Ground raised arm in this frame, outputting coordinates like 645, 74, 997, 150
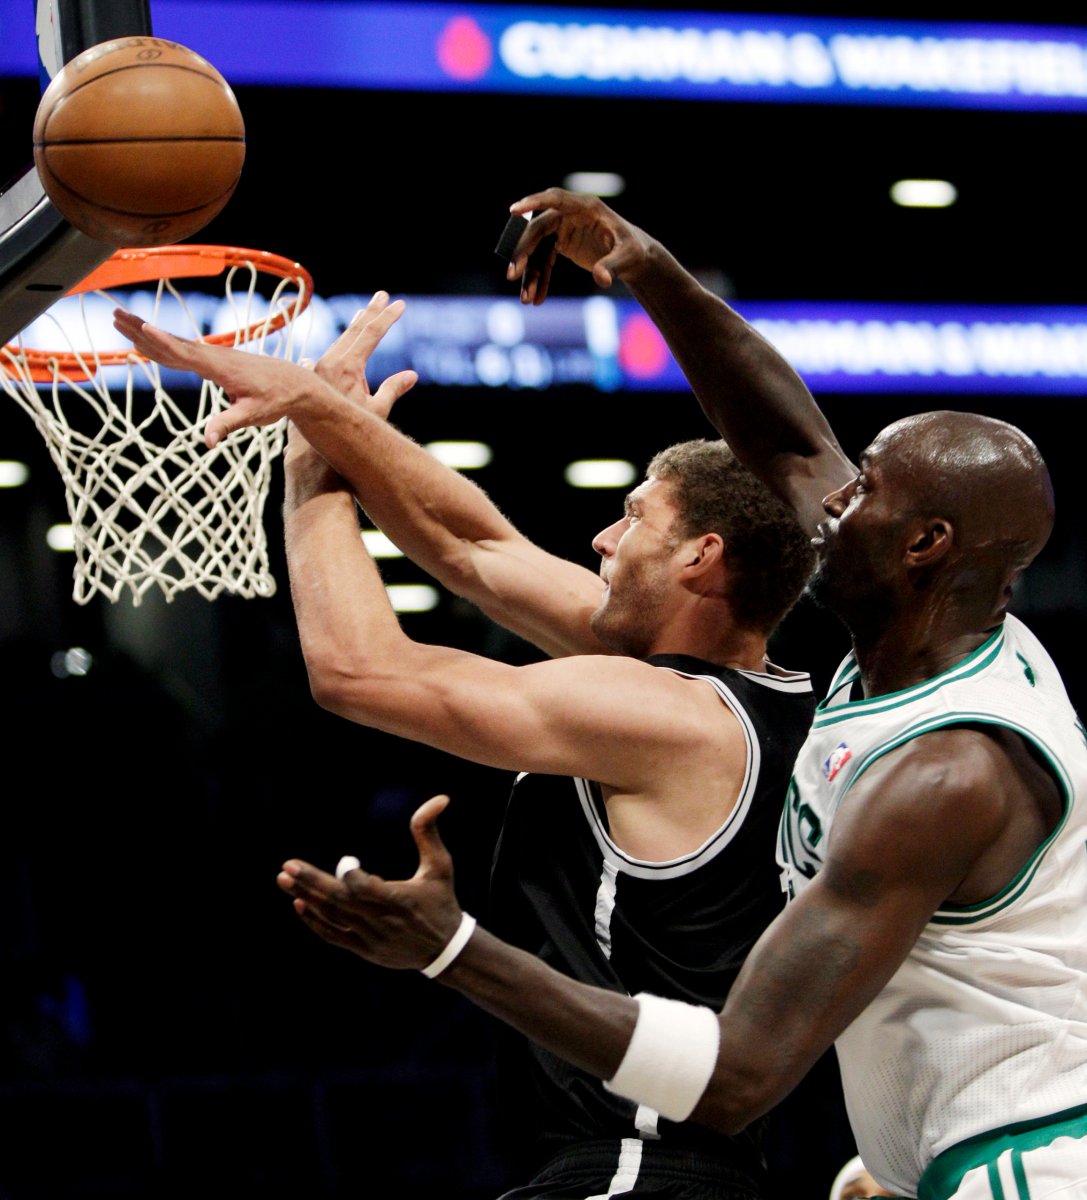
506, 188, 856, 533
280, 726, 1028, 1133
279, 418, 745, 817
113, 303, 607, 658
112, 315, 742, 802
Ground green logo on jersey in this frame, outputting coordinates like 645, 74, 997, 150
1016, 652, 1036, 686
780, 778, 824, 883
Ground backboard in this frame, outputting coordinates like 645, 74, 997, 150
0, 0, 153, 346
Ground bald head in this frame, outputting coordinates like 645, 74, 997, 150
809, 411, 1054, 644
873, 411, 1054, 575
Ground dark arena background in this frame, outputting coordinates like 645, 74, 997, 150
1, 1, 1086, 1196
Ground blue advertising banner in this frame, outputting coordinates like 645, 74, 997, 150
3, 1, 1086, 112
16, 289, 1087, 395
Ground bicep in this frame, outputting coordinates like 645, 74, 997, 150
324, 649, 724, 787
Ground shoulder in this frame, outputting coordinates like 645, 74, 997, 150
822, 726, 1023, 898
849, 726, 1017, 834
648, 653, 814, 696
522, 652, 745, 730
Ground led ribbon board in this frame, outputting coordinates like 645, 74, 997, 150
616, 302, 1087, 395
15, 292, 1087, 395
3, 3, 1087, 110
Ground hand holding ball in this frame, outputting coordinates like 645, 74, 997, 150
33, 38, 245, 247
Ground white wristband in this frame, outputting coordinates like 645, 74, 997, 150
421, 911, 477, 979
603, 992, 720, 1121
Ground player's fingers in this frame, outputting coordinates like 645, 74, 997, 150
518, 235, 558, 306
280, 857, 365, 900
327, 298, 405, 380
280, 857, 400, 910
112, 309, 195, 371
291, 900, 372, 952
590, 263, 615, 289
340, 292, 392, 348
509, 187, 582, 217
112, 307, 147, 346
409, 795, 454, 881
356, 297, 406, 353
204, 397, 264, 447
363, 290, 390, 317
368, 369, 417, 418
315, 292, 391, 371
507, 210, 562, 279
292, 887, 394, 936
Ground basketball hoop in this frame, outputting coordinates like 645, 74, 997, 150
0, 244, 314, 605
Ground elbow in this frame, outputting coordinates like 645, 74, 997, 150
690, 1095, 749, 1138
303, 650, 385, 723
307, 667, 349, 717
691, 1068, 777, 1137
305, 658, 356, 717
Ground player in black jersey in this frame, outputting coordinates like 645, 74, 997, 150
113, 297, 815, 1199
273, 194, 1078, 1200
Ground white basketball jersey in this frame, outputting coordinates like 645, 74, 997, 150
778, 614, 1087, 1197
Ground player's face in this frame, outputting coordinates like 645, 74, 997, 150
589, 476, 681, 657
807, 433, 916, 619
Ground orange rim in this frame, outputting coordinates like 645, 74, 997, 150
3, 244, 314, 383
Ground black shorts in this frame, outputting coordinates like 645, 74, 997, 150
497, 1137, 766, 1199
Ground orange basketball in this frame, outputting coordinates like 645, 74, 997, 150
32, 37, 245, 248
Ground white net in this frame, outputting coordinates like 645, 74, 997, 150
0, 249, 312, 605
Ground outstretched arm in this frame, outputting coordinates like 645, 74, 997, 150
505, 188, 856, 533
303, 300, 609, 658
281, 730, 1023, 1133
279, 391, 737, 795
113, 303, 607, 658
279, 793, 641, 1076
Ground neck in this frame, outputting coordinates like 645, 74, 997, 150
647, 622, 771, 673
852, 623, 999, 698
839, 578, 1010, 699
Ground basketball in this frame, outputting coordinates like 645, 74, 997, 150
32, 37, 245, 248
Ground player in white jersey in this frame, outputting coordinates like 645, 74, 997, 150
783, 612, 1087, 1195
264, 191, 1087, 1200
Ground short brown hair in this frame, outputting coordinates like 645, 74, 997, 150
647, 439, 814, 632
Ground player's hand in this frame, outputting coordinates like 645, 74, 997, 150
112, 306, 324, 446
506, 187, 654, 305
112, 303, 416, 449
277, 795, 465, 971
312, 291, 418, 419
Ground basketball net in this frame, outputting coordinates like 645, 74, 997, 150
0, 245, 314, 605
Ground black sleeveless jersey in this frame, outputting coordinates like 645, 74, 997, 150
488, 653, 815, 1192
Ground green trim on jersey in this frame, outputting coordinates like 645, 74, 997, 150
839, 713, 1072, 925
813, 627, 1004, 727
918, 1100, 1087, 1200
824, 656, 861, 705
778, 775, 815, 887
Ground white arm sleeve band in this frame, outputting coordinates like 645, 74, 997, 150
603, 992, 721, 1121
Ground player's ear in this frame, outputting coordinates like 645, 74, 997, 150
906, 518, 953, 565
681, 533, 724, 574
